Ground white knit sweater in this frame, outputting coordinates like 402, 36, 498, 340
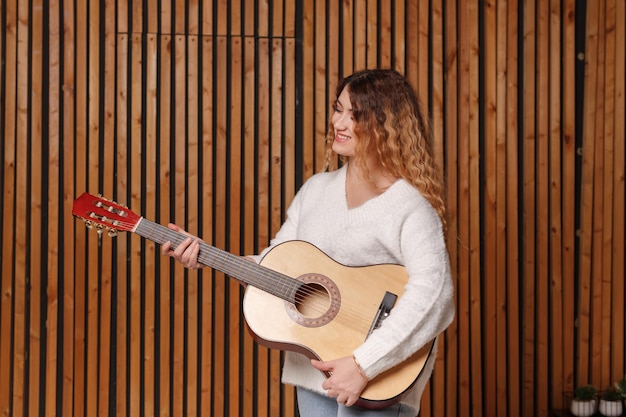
253, 164, 455, 412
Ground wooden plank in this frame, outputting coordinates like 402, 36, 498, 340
147, 0, 158, 33
314, 0, 328, 171
257, 0, 268, 37
12, 0, 30, 413
589, 0, 606, 387
495, 2, 510, 416
242, 36, 256, 417
158, 34, 174, 417
353, 0, 366, 71
244, 0, 254, 36
577, 0, 599, 387
228, 37, 243, 417
366, 0, 377, 68
28, 0, 45, 415
282, 38, 297, 415
144, 33, 159, 417
393, 0, 405, 72
62, 1, 77, 415
443, 1, 459, 416
256, 37, 271, 416
506, 0, 521, 414
417, 0, 429, 99
601, 0, 619, 389
456, 0, 473, 415
0, 0, 17, 414
189, 0, 199, 34
269, 39, 284, 417
610, 0, 625, 383
405, 0, 418, 88
128, 33, 144, 417
172, 34, 187, 417
560, 0, 577, 402
74, 0, 88, 415
175, 0, 185, 34
272, 0, 283, 37
212, 35, 229, 416
467, 1, 482, 415
115, 33, 130, 417
522, 1, 537, 415
45, 1, 61, 415
185, 35, 200, 417
379, 0, 391, 67
341, 0, 354, 75
482, 1, 498, 416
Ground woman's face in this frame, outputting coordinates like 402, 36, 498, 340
331, 87, 357, 158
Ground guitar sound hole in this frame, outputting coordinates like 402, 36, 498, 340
285, 273, 340, 328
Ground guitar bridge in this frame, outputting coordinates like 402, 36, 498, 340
367, 291, 398, 337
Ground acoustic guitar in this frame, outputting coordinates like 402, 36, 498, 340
72, 192, 434, 409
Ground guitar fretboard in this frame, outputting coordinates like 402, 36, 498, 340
135, 218, 302, 303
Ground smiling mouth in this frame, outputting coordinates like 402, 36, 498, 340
335, 133, 351, 142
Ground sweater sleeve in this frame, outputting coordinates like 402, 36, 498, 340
352, 199, 455, 379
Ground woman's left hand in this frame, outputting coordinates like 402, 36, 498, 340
311, 356, 368, 407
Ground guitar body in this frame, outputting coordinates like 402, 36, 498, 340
242, 240, 434, 409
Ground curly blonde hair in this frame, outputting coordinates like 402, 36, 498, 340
323, 69, 447, 229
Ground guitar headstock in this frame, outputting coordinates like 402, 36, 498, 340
72, 192, 141, 236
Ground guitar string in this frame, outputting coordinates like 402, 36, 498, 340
99, 217, 382, 330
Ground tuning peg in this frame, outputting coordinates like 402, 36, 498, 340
107, 229, 118, 237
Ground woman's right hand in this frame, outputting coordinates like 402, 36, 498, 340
161, 223, 204, 270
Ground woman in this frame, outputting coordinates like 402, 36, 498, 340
163, 69, 455, 416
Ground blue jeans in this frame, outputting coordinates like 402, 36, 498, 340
296, 387, 417, 417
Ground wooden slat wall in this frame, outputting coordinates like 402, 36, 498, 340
0, 1, 624, 417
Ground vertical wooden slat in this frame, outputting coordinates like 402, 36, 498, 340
482, 2, 498, 416
0, 1, 17, 416
228, 37, 243, 417
590, 0, 606, 387
62, 0, 77, 416
301, 0, 315, 178
353, 0, 366, 71
578, 0, 599, 388
12, 0, 30, 414
393, 0, 405, 72
212, 35, 228, 417
185, 35, 200, 417
458, 0, 476, 413
495, 2, 510, 416
242, 37, 256, 417
115, 33, 129, 417
443, 1, 459, 416
172, 34, 187, 417
159, 34, 174, 417
366, 0, 377, 68
467, 2, 482, 416
144, 33, 159, 417
269, 39, 284, 417
282, 38, 297, 415
379, 0, 391, 67
506, 1, 521, 414
74, 0, 88, 412
522, 1, 537, 416
199, 35, 213, 417
600, 0, 616, 388
609, 0, 625, 383
45, 0, 61, 415
256, 37, 271, 417
430, 0, 446, 413
28, 0, 45, 414
561, 0, 577, 403
129, 33, 144, 417
536, 1, 551, 415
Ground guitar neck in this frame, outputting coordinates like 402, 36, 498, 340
134, 218, 300, 303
